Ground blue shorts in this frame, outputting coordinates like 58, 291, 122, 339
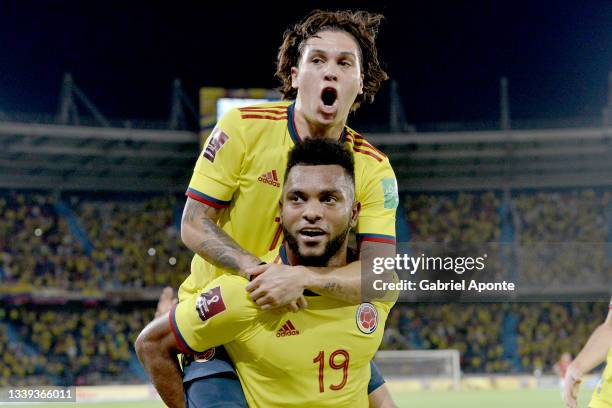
182, 346, 385, 407
182, 346, 247, 408
368, 360, 386, 394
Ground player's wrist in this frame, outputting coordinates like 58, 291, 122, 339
565, 363, 582, 382
295, 265, 315, 290
238, 256, 264, 278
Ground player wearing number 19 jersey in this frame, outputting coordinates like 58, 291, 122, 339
172, 246, 393, 407
179, 100, 397, 300
167, 140, 393, 407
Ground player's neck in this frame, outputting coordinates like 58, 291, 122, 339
285, 244, 349, 269
292, 104, 346, 141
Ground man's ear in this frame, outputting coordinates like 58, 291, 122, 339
350, 201, 361, 228
291, 67, 299, 89
358, 73, 364, 95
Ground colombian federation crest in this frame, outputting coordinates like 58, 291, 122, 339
194, 347, 216, 363
356, 303, 378, 334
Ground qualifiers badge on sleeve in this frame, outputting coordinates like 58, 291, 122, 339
203, 128, 229, 163
356, 303, 378, 334
381, 178, 399, 209
196, 286, 226, 322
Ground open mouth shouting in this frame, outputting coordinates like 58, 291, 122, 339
320, 87, 338, 115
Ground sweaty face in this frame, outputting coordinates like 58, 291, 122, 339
291, 30, 364, 127
280, 164, 358, 266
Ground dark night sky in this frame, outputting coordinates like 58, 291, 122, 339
0, 1, 610, 126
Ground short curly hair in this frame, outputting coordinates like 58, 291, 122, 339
275, 9, 388, 110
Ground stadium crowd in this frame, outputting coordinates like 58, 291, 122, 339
2, 189, 609, 291
383, 302, 607, 374
0, 193, 88, 289
0, 320, 47, 387
514, 190, 611, 286
72, 195, 190, 289
405, 192, 501, 243
0, 303, 155, 386
1, 188, 610, 382
0, 192, 190, 291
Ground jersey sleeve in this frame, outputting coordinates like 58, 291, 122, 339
372, 299, 395, 318
170, 274, 257, 354
186, 108, 245, 208
356, 157, 398, 245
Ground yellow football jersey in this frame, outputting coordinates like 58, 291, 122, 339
171, 246, 393, 408
180, 101, 398, 300
589, 300, 612, 408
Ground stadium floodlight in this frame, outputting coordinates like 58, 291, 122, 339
374, 349, 461, 390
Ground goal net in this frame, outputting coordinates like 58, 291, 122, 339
374, 350, 461, 389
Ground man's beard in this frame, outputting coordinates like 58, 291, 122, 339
282, 224, 350, 267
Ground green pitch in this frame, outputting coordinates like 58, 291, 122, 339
11, 388, 592, 407
394, 388, 592, 408
8, 390, 591, 408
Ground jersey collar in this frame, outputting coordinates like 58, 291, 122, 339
287, 102, 348, 145
278, 243, 290, 265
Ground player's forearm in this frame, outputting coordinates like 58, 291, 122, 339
304, 261, 362, 304
183, 217, 260, 274
305, 261, 397, 304
135, 332, 185, 408
569, 322, 612, 376
140, 350, 185, 408
181, 199, 260, 275
368, 383, 398, 408
304, 242, 398, 304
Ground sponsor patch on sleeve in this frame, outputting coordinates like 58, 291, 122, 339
203, 128, 229, 163
195, 286, 226, 321
381, 178, 399, 209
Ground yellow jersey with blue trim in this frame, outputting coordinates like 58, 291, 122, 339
180, 101, 398, 300
171, 245, 394, 407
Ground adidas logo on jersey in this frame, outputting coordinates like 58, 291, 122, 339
276, 320, 299, 337
258, 170, 280, 187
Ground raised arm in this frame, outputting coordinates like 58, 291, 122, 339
181, 197, 261, 277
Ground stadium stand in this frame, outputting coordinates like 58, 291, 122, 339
0, 191, 191, 291
2, 186, 609, 381
70, 194, 191, 289
0, 303, 155, 386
